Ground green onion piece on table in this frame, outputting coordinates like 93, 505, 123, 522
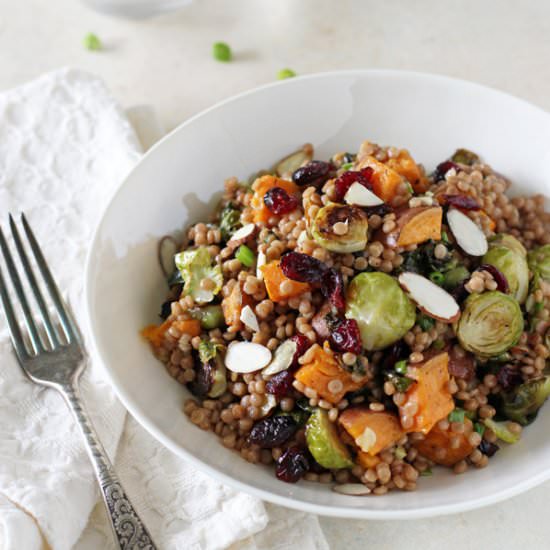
213, 42, 232, 62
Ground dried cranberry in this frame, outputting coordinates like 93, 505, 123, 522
292, 160, 332, 188
265, 370, 294, 399
433, 160, 460, 182
248, 415, 298, 448
448, 348, 476, 380
477, 264, 509, 293
497, 365, 522, 390
330, 318, 362, 355
333, 168, 374, 201
280, 251, 328, 283
263, 187, 299, 215
289, 334, 311, 366
321, 268, 346, 312
479, 439, 499, 457
276, 447, 309, 483
442, 194, 481, 211
188, 354, 213, 397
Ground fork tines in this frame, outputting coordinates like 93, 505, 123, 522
0, 214, 79, 357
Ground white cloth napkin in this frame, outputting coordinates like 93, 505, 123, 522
0, 68, 329, 550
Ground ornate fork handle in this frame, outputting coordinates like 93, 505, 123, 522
61, 382, 156, 550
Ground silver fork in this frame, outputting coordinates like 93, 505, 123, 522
0, 214, 157, 550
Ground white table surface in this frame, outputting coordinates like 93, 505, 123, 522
2, 0, 550, 548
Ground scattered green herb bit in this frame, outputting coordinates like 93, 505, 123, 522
392, 375, 414, 393
213, 42, 232, 62
441, 231, 450, 244
535, 301, 544, 313
198, 340, 222, 363
474, 422, 486, 436
420, 467, 433, 477
83, 33, 102, 51
417, 314, 435, 332
296, 398, 315, 413
341, 162, 354, 171
236, 244, 255, 267
448, 408, 466, 423
432, 339, 445, 350
394, 359, 408, 375
429, 271, 445, 285
464, 409, 476, 421
277, 68, 296, 80
394, 446, 407, 460
405, 181, 414, 194
442, 265, 470, 290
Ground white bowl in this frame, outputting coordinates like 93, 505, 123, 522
85, 70, 550, 519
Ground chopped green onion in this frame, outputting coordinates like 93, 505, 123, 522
441, 230, 450, 244
236, 245, 255, 267
341, 162, 354, 171
535, 302, 544, 313
83, 33, 102, 51
448, 408, 466, 423
474, 422, 486, 436
213, 42, 232, 62
417, 314, 435, 332
394, 359, 408, 375
405, 181, 414, 194
429, 271, 445, 285
394, 446, 407, 460
432, 339, 445, 350
420, 467, 433, 477
277, 68, 296, 80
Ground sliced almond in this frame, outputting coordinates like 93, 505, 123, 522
240, 305, 260, 332
355, 426, 377, 453
227, 223, 256, 247
332, 483, 371, 496
256, 250, 267, 280
261, 393, 277, 416
447, 207, 488, 256
344, 182, 384, 207
224, 341, 272, 373
398, 271, 460, 323
262, 339, 297, 376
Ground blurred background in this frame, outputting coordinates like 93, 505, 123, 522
2, 0, 548, 131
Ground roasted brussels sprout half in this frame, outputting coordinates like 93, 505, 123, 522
501, 376, 550, 426
305, 408, 353, 469
311, 203, 368, 253
273, 144, 313, 177
488, 233, 527, 258
456, 291, 523, 357
346, 272, 416, 350
528, 244, 550, 282
482, 246, 529, 303
175, 247, 223, 304
219, 203, 241, 242
483, 418, 520, 444
451, 148, 479, 166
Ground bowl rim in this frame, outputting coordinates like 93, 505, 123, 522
84, 68, 550, 519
